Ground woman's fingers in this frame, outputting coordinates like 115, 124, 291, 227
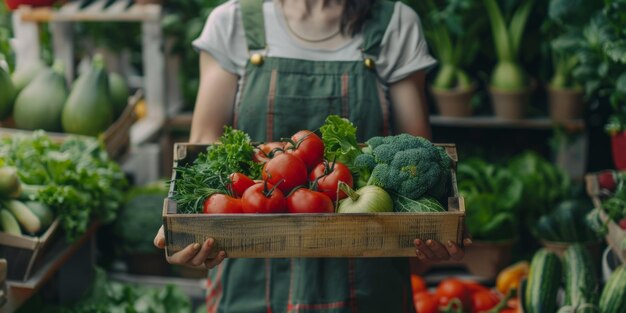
153, 226, 165, 249
414, 239, 437, 261
167, 242, 201, 264
204, 251, 227, 269
446, 240, 466, 261
189, 238, 216, 266
426, 239, 450, 260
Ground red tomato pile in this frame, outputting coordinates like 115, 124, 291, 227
411, 276, 520, 313
203, 130, 354, 214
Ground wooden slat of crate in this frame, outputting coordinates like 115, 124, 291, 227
0, 219, 61, 281
164, 142, 465, 258
585, 173, 626, 264
163, 203, 464, 258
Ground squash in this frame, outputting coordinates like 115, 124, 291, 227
0, 65, 15, 120
13, 61, 68, 131
62, 55, 113, 136
11, 61, 45, 95
109, 72, 129, 118
525, 249, 561, 313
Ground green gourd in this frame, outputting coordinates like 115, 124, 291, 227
0, 65, 15, 120
14, 61, 68, 131
11, 61, 45, 95
109, 72, 129, 118
62, 55, 113, 136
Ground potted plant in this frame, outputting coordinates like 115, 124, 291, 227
545, 0, 603, 123
547, 43, 583, 123
606, 107, 626, 170
570, 2, 626, 170
414, 0, 482, 118
484, 0, 535, 120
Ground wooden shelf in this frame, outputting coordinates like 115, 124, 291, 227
18, 0, 161, 22
1, 222, 99, 313
430, 115, 585, 132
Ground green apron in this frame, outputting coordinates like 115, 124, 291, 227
206, 1, 414, 312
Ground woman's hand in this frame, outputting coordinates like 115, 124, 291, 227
414, 226, 472, 263
153, 226, 227, 269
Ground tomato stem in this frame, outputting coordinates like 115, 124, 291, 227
440, 298, 463, 313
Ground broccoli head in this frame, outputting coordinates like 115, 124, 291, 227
359, 134, 451, 200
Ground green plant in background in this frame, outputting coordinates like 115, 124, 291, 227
410, 0, 483, 90
113, 182, 168, 256
508, 151, 571, 224
21, 267, 192, 313
162, 0, 226, 110
458, 159, 522, 241
567, 0, 626, 134
483, 0, 534, 91
545, 0, 602, 90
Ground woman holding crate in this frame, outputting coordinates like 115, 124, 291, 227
154, 0, 470, 311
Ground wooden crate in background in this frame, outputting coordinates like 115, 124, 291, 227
0, 90, 142, 160
0, 219, 61, 281
163, 143, 466, 258
585, 172, 626, 264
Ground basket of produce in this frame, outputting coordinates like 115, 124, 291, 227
163, 116, 465, 258
0, 132, 128, 281
0, 56, 141, 160
585, 170, 626, 264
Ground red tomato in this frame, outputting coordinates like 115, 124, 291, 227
598, 170, 617, 192
414, 292, 438, 313
285, 130, 324, 170
471, 290, 500, 312
619, 218, 626, 230
262, 153, 308, 194
253, 142, 286, 163
227, 173, 256, 198
241, 182, 287, 214
309, 161, 353, 201
463, 281, 489, 295
203, 194, 243, 214
411, 274, 427, 294
286, 188, 334, 214
435, 278, 471, 312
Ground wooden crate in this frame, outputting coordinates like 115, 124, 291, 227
585, 172, 626, 264
163, 143, 466, 258
0, 219, 61, 281
0, 90, 142, 160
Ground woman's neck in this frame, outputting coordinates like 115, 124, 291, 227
279, 0, 348, 46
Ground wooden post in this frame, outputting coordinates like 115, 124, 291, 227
12, 6, 41, 70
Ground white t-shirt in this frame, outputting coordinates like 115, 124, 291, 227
192, 0, 436, 84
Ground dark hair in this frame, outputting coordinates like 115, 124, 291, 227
341, 0, 377, 35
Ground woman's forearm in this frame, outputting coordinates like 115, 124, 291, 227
389, 71, 432, 139
189, 52, 240, 144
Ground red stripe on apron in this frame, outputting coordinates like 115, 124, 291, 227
286, 259, 295, 313
266, 259, 273, 313
341, 73, 349, 118
348, 259, 358, 313
233, 74, 248, 129
206, 264, 225, 313
376, 82, 390, 136
266, 70, 278, 142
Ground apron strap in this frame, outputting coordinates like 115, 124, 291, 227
361, 0, 395, 57
240, 0, 266, 51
